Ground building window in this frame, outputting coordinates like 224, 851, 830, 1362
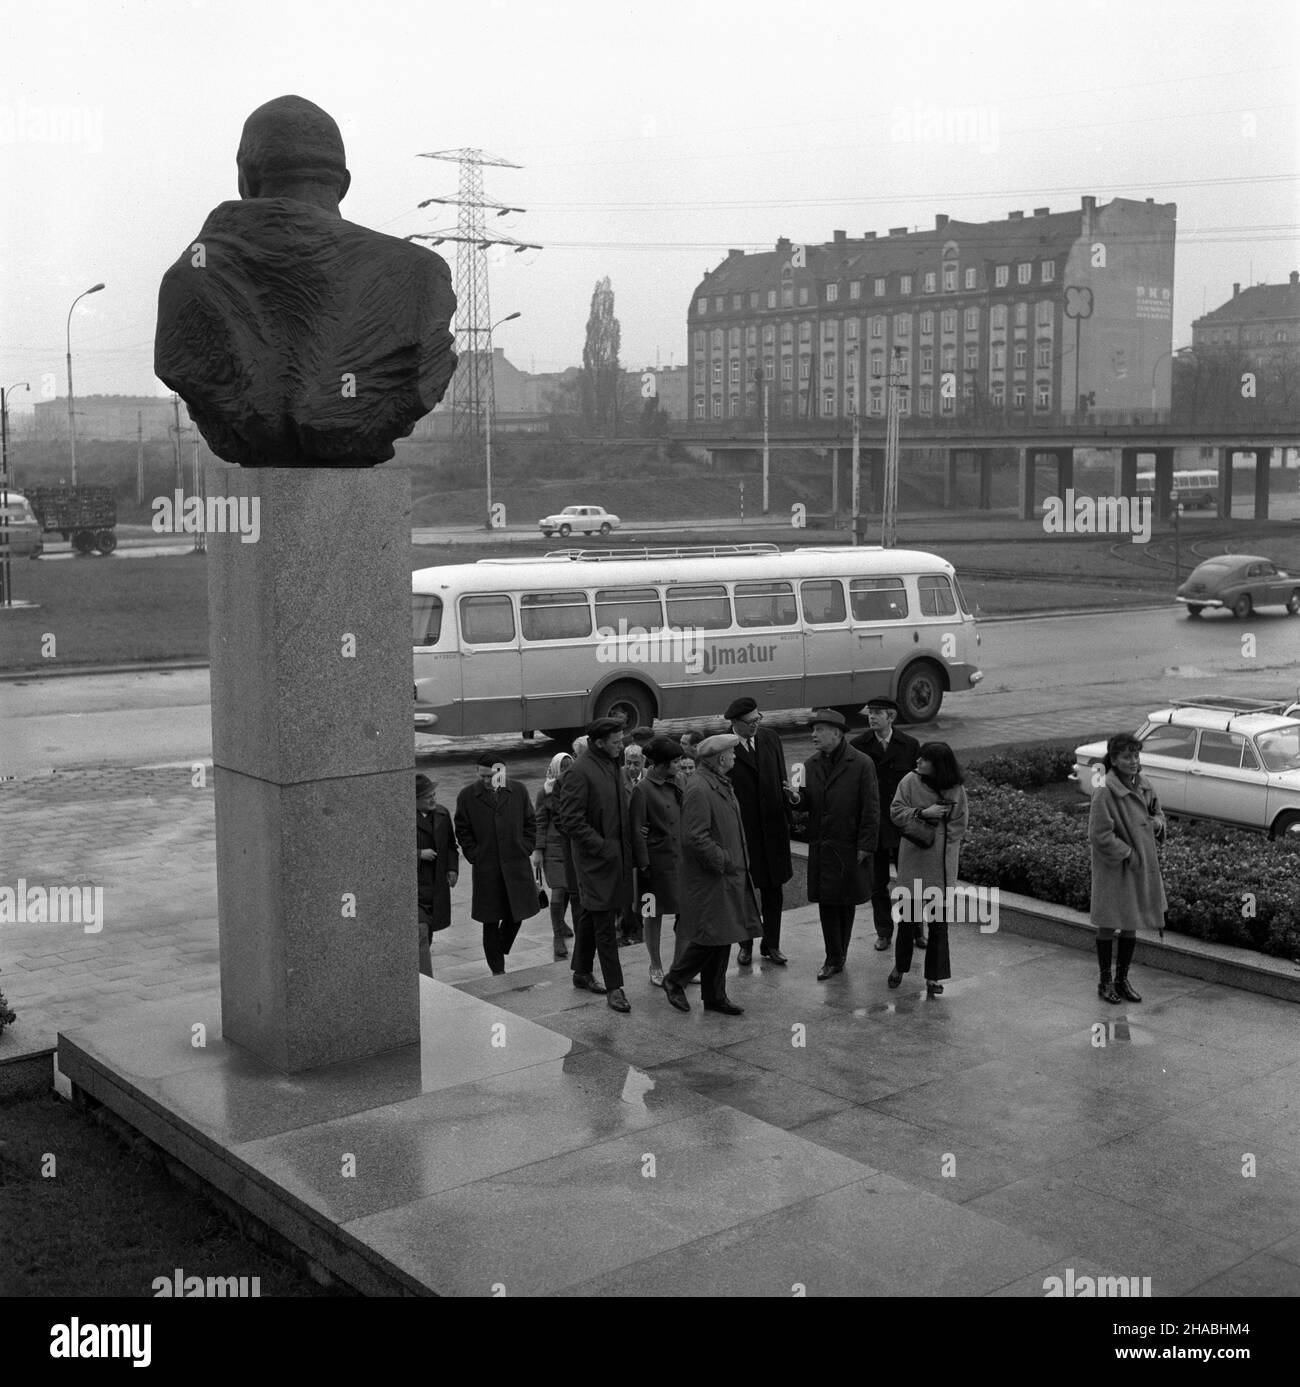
694, 363, 705, 385
799, 358, 811, 380
869, 389, 884, 415
964, 267, 977, 289
800, 321, 812, 343
850, 281, 861, 300
965, 343, 978, 369
763, 324, 775, 344
694, 396, 705, 419
995, 265, 1009, 287
874, 277, 886, 296
697, 298, 707, 314
822, 388, 835, 416
746, 325, 757, 346
782, 286, 794, 307
920, 311, 934, 335
1035, 381, 1051, 409
729, 327, 741, 347
715, 297, 724, 311
943, 266, 956, 292
780, 397, 792, 418
781, 322, 793, 344
992, 345, 1006, 369
940, 389, 954, 415
962, 380, 975, 406
870, 352, 884, 377
923, 271, 936, 293
1015, 303, 1028, 327
920, 385, 933, 414
1014, 345, 1027, 369
1041, 262, 1055, 283
894, 314, 911, 337
731, 294, 741, 310
1036, 344, 1052, 367
871, 316, 885, 338
764, 358, 775, 380
846, 319, 858, 340
711, 330, 723, 350
845, 388, 856, 415
823, 352, 836, 379
1017, 263, 1031, 285
767, 289, 777, 308
964, 307, 978, 332
898, 388, 911, 416
730, 358, 740, 382
730, 391, 740, 415
826, 283, 839, 302
1037, 301, 1054, 326
893, 350, 910, 376
991, 305, 1007, 331
1013, 384, 1026, 408
941, 309, 956, 334
798, 286, 809, 305
712, 394, 722, 418
941, 344, 956, 371
990, 382, 1005, 407
823, 319, 837, 341
693, 331, 704, 350
781, 359, 793, 382
713, 362, 722, 383
900, 274, 913, 294
920, 348, 934, 373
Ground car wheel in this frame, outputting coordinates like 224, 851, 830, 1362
1286, 590, 1300, 616
72, 529, 96, 555
1270, 811, 1300, 841
1232, 594, 1252, 619
599, 522, 612, 535
1185, 604, 1204, 618
541, 529, 553, 538
895, 661, 945, 723
94, 529, 117, 554
593, 679, 655, 731
558, 523, 571, 537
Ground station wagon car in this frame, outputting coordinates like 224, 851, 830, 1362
0, 490, 44, 558
538, 505, 620, 538
1175, 554, 1300, 619
1074, 700, 1300, 839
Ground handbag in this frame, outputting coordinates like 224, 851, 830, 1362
534, 863, 549, 909
899, 818, 936, 849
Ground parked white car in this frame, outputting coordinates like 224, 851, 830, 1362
538, 505, 620, 538
1073, 699, 1300, 839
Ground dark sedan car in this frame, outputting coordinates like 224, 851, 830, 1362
1176, 554, 1300, 619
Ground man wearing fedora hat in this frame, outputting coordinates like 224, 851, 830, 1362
851, 697, 921, 951
790, 709, 879, 980
724, 696, 794, 967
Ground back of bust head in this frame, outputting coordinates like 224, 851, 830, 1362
236, 95, 351, 211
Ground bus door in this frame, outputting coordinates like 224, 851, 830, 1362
847, 575, 913, 701
518, 589, 594, 732
798, 578, 857, 706
730, 580, 803, 710
456, 592, 524, 734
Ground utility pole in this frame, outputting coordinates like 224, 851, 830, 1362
882, 349, 904, 548
851, 408, 861, 546
191, 437, 206, 553
136, 411, 145, 506
170, 394, 183, 490
756, 366, 770, 514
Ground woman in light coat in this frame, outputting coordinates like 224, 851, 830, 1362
533, 752, 576, 959
889, 741, 968, 996
1088, 732, 1166, 1003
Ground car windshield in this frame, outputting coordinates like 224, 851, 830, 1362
1255, 727, 1300, 772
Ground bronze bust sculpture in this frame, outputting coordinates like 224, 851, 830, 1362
155, 96, 456, 467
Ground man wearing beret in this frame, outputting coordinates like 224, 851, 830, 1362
556, 718, 633, 1012
725, 696, 794, 966
850, 697, 922, 951
789, 709, 880, 980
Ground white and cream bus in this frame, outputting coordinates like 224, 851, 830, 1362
1136, 469, 1219, 509
412, 543, 982, 741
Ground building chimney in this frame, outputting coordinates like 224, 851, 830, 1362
1145, 197, 1154, 204
776, 237, 791, 256
1233, 282, 1241, 297
1008, 210, 1024, 221
863, 231, 877, 240
888, 226, 907, 236
833, 229, 846, 244
727, 248, 743, 259
935, 213, 949, 230
1291, 270, 1299, 286
1032, 207, 1049, 216
1080, 195, 1096, 237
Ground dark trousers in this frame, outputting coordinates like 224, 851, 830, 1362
871, 845, 897, 940
895, 918, 951, 982
818, 902, 857, 967
666, 942, 730, 1005
481, 919, 522, 974
757, 883, 784, 950
573, 906, 624, 990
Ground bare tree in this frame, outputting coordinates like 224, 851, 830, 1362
581, 277, 623, 435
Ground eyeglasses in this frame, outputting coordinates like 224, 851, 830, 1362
740, 713, 763, 726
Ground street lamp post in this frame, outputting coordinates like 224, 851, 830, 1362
66, 283, 105, 486
483, 311, 521, 530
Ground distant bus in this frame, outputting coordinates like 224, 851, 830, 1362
1136, 469, 1218, 509
412, 543, 983, 741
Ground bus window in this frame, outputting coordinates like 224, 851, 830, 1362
954, 577, 974, 616
734, 581, 797, 629
800, 578, 845, 625
849, 576, 907, 621
460, 594, 516, 644
412, 595, 443, 646
917, 574, 957, 616
667, 583, 732, 630
595, 586, 664, 635
521, 590, 592, 641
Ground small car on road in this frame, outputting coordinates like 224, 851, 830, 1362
1073, 699, 1300, 839
538, 505, 620, 538
1175, 554, 1300, 619
0, 490, 44, 558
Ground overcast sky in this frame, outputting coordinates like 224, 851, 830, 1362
1, 0, 1297, 411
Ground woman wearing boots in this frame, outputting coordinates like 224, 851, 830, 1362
1088, 733, 1166, 1004
534, 752, 577, 959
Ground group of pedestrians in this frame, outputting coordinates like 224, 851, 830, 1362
417, 702, 1162, 1012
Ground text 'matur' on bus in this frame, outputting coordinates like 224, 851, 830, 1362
412, 543, 983, 744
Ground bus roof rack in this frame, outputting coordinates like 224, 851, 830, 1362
539, 544, 782, 562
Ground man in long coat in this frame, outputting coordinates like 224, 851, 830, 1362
792, 709, 879, 980
453, 753, 539, 975
556, 717, 633, 1013
416, 774, 458, 976
850, 696, 920, 950
725, 695, 794, 967
662, 735, 762, 1015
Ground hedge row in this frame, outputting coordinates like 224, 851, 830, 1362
961, 747, 1300, 962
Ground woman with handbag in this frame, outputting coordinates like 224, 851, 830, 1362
1088, 732, 1166, 1004
888, 742, 968, 995
533, 752, 576, 959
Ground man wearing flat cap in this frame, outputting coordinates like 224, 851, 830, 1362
661, 734, 762, 1016
724, 696, 794, 966
851, 697, 921, 951
556, 718, 633, 1012
789, 709, 879, 980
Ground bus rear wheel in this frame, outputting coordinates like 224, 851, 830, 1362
593, 680, 655, 731
896, 662, 945, 723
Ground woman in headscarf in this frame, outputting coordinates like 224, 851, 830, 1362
533, 751, 576, 959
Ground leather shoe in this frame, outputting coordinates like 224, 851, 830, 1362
607, 987, 631, 1013
916, 932, 928, 948
553, 940, 568, 959
887, 969, 902, 988
703, 997, 744, 1015
816, 961, 842, 981
572, 972, 607, 995
663, 980, 690, 1011
737, 943, 753, 965
760, 947, 788, 965
874, 937, 891, 951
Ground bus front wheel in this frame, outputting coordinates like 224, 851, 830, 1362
593, 680, 655, 731
896, 662, 945, 723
